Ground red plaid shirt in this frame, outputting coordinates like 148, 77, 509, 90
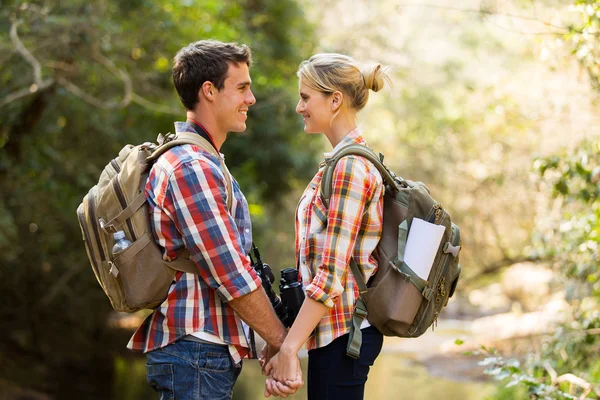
128, 122, 261, 363
296, 128, 384, 350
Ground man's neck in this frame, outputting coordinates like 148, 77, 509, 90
186, 110, 227, 150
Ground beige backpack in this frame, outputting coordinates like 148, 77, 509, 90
76, 132, 232, 313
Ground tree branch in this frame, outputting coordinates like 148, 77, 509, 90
9, 20, 43, 86
0, 79, 54, 108
397, 2, 596, 35
93, 52, 133, 108
130, 93, 181, 115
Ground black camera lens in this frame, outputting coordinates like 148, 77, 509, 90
262, 263, 275, 283
279, 268, 304, 327
280, 268, 299, 284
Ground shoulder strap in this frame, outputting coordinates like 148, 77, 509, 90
320, 144, 403, 208
147, 132, 233, 211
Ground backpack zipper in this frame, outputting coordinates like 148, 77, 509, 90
110, 158, 121, 173
425, 201, 443, 224
409, 217, 457, 336
431, 224, 460, 329
77, 203, 101, 274
87, 194, 106, 261
112, 176, 137, 242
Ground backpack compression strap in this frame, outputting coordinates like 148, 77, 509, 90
319, 144, 401, 359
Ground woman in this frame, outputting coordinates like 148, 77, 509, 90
264, 53, 390, 399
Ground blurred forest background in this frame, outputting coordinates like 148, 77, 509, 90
1, 0, 599, 399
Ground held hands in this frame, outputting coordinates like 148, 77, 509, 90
262, 347, 304, 398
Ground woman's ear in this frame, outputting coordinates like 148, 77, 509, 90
201, 81, 215, 101
331, 91, 343, 112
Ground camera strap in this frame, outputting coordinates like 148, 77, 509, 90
248, 328, 257, 359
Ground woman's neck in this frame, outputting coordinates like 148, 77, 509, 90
325, 117, 357, 149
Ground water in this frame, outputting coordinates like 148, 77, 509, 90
112, 230, 132, 256
114, 351, 494, 400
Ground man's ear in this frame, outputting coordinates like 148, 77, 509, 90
201, 81, 215, 101
331, 91, 343, 112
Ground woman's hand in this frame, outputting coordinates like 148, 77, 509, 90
264, 376, 303, 398
263, 349, 303, 397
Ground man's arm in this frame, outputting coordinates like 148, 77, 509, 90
161, 156, 286, 345
228, 287, 287, 349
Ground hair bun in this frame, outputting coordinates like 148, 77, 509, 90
361, 63, 388, 92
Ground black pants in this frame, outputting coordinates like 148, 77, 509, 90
307, 326, 383, 400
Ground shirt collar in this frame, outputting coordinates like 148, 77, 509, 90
323, 127, 365, 161
174, 121, 223, 156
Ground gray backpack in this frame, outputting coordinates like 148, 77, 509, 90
320, 144, 462, 358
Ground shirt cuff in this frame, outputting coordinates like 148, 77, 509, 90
216, 267, 262, 303
305, 283, 336, 308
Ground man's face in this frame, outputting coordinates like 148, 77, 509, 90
213, 62, 256, 134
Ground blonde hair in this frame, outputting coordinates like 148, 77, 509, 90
297, 53, 391, 112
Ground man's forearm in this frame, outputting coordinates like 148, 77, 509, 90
228, 287, 287, 349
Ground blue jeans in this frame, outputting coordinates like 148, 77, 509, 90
146, 340, 242, 400
307, 326, 383, 400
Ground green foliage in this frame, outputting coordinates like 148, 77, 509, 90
485, 135, 600, 400
534, 140, 600, 296
0, 0, 316, 395
477, 346, 599, 399
567, 0, 600, 92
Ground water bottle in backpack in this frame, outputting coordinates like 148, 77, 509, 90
112, 230, 132, 257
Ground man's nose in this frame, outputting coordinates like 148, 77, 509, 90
246, 89, 256, 105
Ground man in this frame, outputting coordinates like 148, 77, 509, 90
128, 40, 301, 399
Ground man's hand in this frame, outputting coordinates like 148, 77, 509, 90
259, 343, 278, 374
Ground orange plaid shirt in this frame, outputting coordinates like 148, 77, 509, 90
296, 128, 384, 350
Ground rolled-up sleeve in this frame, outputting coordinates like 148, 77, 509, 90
305, 156, 378, 308
164, 158, 261, 302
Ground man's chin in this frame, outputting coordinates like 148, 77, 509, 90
229, 124, 247, 133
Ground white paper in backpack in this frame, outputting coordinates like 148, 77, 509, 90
404, 218, 446, 280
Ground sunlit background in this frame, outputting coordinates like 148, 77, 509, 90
1, 0, 599, 399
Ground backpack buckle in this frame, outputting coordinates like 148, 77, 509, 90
422, 287, 434, 301
443, 242, 461, 257
108, 261, 119, 278
157, 132, 176, 146
99, 218, 117, 234
354, 306, 368, 319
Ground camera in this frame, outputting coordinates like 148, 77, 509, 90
249, 244, 304, 328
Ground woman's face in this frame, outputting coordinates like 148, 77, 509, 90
296, 80, 333, 134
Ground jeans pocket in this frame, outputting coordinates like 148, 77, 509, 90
199, 355, 239, 400
146, 363, 174, 400
200, 352, 232, 372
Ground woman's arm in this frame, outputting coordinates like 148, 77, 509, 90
265, 156, 378, 385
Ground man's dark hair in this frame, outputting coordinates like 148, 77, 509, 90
172, 40, 252, 110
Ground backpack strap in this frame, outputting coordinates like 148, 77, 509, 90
320, 144, 402, 208
346, 258, 369, 359
146, 132, 234, 274
147, 131, 233, 211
